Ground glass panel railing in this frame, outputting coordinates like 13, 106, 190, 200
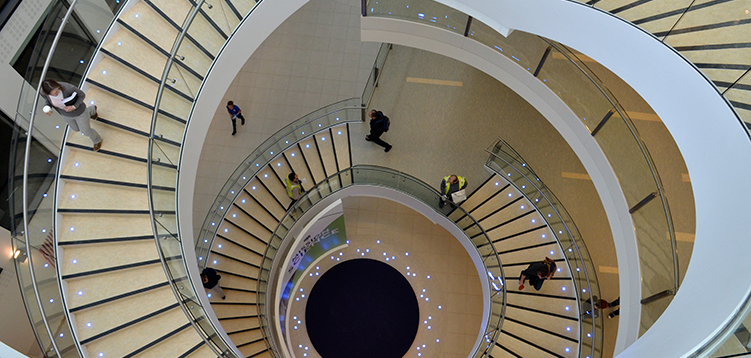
723, 71, 751, 127
366, 0, 468, 34
361, 43, 392, 108
193, 98, 364, 263
364, 0, 679, 337
485, 138, 602, 358
146, 0, 240, 356
9, 0, 124, 355
256, 165, 505, 358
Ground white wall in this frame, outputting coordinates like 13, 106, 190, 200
428, 0, 751, 356
360, 15, 643, 353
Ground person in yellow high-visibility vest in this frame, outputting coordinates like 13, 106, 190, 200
440, 175, 467, 208
285, 172, 305, 210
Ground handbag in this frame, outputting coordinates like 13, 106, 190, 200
451, 189, 467, 203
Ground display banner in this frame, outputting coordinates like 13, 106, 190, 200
278, 199, 348, 338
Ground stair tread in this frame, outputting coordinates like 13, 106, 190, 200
61, 240, 160, 276
66, 263, 167, 310
83, 305, 188, 358
330, 124, 351, 169
66, 121, 150, 160
135, 323, 204, 358
314, 131, 338, 176
59, 181, 148, 211
298, 136, 325, 183
83, 87, 153, 134
59, 213, 153, 243
120, 2, 180, 52
102, 29, 169, 81
74, 285, 176, 342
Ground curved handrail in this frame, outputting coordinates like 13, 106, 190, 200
194, 98, 364, 266
9, 0, 121, 355
19, 3, 80, 356
562, 0, 751, 137
146, 0, 240, 356
364, 0, 678, 334
485, 138, 603, 358
256, 165, 506, 358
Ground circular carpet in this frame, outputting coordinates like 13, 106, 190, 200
305, 258, 419, 358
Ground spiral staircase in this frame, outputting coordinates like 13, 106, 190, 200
10, 0, 751, 356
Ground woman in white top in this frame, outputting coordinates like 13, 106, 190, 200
41, 79, 102, 151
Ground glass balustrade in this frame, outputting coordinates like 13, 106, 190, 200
146, 0, 268, 355
9, 0, 125, 355
255, 165, 505, 358
363, 0, 678, 337
485, 138, 603, 358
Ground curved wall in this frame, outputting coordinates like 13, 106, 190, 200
178, 0, 751, 357
410, 0, 751, 356
360, 15, 642, 350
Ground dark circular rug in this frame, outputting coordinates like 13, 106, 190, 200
305, 258, 419, 358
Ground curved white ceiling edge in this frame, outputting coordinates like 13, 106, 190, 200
429, 0, 751, 357
177, 0, 310, 250
361, 16, 642, 354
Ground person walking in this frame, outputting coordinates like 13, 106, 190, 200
440, 174, 467, 208
226, 100, 246, 135
285, 172, 305, 210
518, 257, 557, 291
41, 79, 102, 151
366, 109, 392, 152
201, 267, 225, 299
607, 297, 621, 319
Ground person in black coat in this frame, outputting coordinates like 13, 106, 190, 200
366, 109, 392, 152
518, 257, 557, 291
201, 267, 225, 299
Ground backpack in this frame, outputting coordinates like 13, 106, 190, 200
378, 111, 391, 132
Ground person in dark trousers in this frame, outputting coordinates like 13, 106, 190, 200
285, 172, 305, 210
201, 267, 225, 299
607, 297, 620, 319
440, 175, 467, 208
518, 257, 557, 291
366, 109, 392, 152
41, 79, 103, 151
226, 100, 246, 135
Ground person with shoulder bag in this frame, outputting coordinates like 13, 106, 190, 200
41, 79, 102, 151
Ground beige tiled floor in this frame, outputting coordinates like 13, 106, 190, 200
285, 196, 483, 358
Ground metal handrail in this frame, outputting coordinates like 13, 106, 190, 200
195, 99, 364, 268
541, 39, 679, 293
19, 1, 82, 356
255, 165, 506, 358
485, 137, 603, 358
147, 0, 237, 356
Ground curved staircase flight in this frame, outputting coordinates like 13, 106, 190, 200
203, 123, 352, 357
53, 0, 258, 356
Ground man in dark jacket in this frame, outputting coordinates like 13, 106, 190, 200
201, 267, 225, 299
366, 110, 392, 152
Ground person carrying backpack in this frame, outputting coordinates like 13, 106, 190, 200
366, 109, 392, 152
